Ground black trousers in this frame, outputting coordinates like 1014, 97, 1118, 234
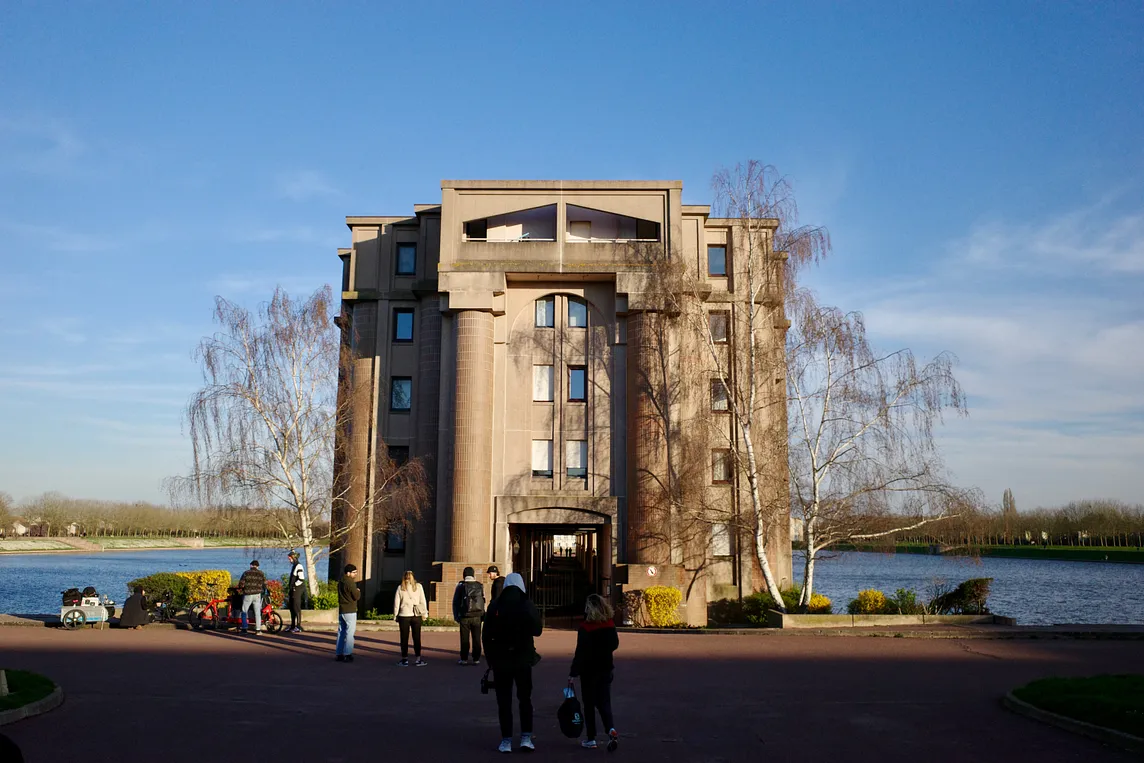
581, 672, 615, 739
288, 588, 302, 629
459, 616, 482, 660
398, 616, 422, 659
494, 665, 533, 738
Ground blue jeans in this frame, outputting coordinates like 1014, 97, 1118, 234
240, 594, 262, 631
336, 613, 356, 656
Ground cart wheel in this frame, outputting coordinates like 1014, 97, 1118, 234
265, 611, 283, 634
189, 601, 216, 630
62, 608, 86, 630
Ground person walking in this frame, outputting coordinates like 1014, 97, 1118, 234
238, 560, 266, 634
335, 564, 360, 663
452, 566, 486, 666
482, 572, 543, 754
487, 565, 505, 600
394, 570, 429, 667
286, 551, 305, 633
569, 594, 620, 751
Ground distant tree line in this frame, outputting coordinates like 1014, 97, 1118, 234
0, 491, 328, 539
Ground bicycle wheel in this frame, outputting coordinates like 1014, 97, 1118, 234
264, 611, 283, 634
189, 601, 216, 630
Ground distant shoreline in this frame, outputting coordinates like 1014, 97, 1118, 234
0, 540, 302, 557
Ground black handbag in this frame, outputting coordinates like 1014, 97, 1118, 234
558, 685, 584, 738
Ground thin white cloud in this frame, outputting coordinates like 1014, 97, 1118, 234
0, 114, 85, 175
275, 170, 341, 202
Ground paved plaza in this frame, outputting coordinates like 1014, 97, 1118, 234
2, 625, 1142, 761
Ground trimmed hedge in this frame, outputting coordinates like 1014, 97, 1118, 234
126, 570, 232, 609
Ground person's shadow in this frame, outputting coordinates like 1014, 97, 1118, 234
0, 732, 24, 762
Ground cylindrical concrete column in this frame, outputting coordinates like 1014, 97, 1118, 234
625, 311, 669, 564
449, 309, 495, 563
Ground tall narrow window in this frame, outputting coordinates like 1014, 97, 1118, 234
566, 440, 587, 478
709, 311, 729, 344
390, 378, 412, 411
567, 297, 587, 328
535, 297, 555, 328
533, 365, 554, 402
710, 379, 729, 412
711, 523, 732, 557
393, 309, 414, 342
708, 245, 727, 277
396, 243, 416, 275
712, 449, 732, 484
531, 440, 553, 478
568, 366, 586, 402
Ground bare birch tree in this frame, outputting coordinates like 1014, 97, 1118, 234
169, 286, 428, 595
787, 290, 973, 607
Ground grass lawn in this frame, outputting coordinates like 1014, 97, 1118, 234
0, 669, 57, 712
1013, 675, 1144, 738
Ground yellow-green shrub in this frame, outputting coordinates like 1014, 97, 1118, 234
177, 570, 232, 602
847, 588, 888, 615
806, 593, 833, 614
642, 585, 682, 627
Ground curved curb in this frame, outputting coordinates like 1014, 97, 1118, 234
1001, 692, 1144, 754
0, 686, 64, 727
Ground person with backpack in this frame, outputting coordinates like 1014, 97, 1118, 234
452, 566, 486, 665
237, 560, 266, 634
482, 572, 543, 754
569, 594, 620, 751
394, 570, 429, 667
286, 550, 305, 633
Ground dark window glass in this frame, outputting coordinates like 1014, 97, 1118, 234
636, 218, 660, 240
568, 298, 587, 328
568, 366, 586, 402
386, 523, 406, 552
709, 311, 729, 344
393, 309, 414, 342
388, 445, 409, 466
396, 244, 416, 276
390, 378, 412, 411
708, 245, 727, 277
465, 219, 488, 240
711, 379, 729, 412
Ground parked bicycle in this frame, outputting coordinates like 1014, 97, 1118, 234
189, 593, 282, 633
149, 590, 179, 624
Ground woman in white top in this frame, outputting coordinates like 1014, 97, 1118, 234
393, 570, 428, 666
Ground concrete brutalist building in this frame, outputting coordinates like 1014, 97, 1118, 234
329, 180, 791, 625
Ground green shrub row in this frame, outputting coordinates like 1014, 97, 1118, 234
846, 578, 992, 615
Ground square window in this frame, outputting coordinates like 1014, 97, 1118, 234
567, 298, 587, 328
711, 523, 732, 557
535, 297, 555, 328
533, 365, 554, 402
388, 445, 410, 466
712, 449, 732, 484
568, 366, 586, 402
708, 245, 727, 277
709, 311, 729, 344
396, 243, 416, 276
390, 378, 412, 411
531, 440, 553, 478
710, 379, 729, 412
393, 309, 414, 342
566, 440, 587, 479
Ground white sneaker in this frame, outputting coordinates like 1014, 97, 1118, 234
581, 739, 598, 748
520, 734, 535, 752
498, 739, 512, 753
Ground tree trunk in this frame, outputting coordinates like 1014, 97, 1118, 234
299, 509, 321, 596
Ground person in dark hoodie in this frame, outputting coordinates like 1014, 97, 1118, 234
118, 586, 150, 629
335, 564, 360, 663
487, 565, 504, 600
569, 593, 620, 751
482, 572, 542, 754
452, 566, 485, 666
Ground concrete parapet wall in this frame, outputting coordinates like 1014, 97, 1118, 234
765, 610, 1015, 629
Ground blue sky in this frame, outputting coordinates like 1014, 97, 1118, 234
1, 2, 1141, 508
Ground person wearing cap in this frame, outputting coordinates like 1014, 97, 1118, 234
335, 564, 361, 662
487, 565, 505, 601
237, 560, 266, 634
452, 566, 486, 666
482, 572, 543, 753
286, 551, 305, 633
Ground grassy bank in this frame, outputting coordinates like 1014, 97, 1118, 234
1014, 675, 1144, 738
820, 542, 1144, 563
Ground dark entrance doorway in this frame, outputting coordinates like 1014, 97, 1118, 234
509, 523, 611, 629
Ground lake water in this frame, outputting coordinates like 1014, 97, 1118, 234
800, 551, 1144, 625
0, 548, 327, 615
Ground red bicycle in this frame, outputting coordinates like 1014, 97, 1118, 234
189, 594, 283, 633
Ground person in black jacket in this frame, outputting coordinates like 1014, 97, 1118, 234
482, 572, 542, 754
452, 566, 485, 665
487, 565, 505, 600
118, 586, 149, 629
335, 564, 360, 663
569, 593, 620, 751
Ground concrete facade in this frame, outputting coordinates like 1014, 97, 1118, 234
330, 180, 792, 624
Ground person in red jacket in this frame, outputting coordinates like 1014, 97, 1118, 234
568, 594, 620, 751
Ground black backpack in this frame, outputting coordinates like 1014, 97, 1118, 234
464, 581, 486, 616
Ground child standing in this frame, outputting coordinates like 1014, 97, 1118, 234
568, 594, 620, 751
